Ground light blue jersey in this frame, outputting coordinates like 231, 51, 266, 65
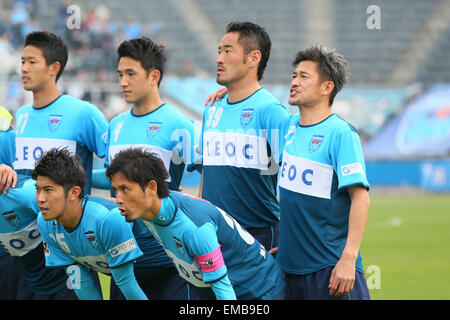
37, 196, 142, 275
0, 128, 16, 167
107, 103, 198, 190
0, 175, 69, 294
140, 191, 285, 300
277, 113, 370, 275
198, 88, 290, 229
14, 95, 109, 193
37, 195, 147, 300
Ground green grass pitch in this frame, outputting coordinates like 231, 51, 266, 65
97, 192, 450, 300
361, 193, 450, 300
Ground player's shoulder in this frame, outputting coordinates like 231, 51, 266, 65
255, 88, 286, 109
59, 95, 103, 115
110, 109, 131, 124
327, 113, 359, 135
16, 102, 33, 114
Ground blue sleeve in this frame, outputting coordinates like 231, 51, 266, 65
66, 264, 103, 300
331, 129, 370, 190
91, 168, 111, 190
0, 129, 16, 167
80, 104, 109, 158
172, 117, 199, 166
261, 103, 290, 163
187, 222, 228, 283
187, 113, 204, 173
210, 275, 237, 300
98, 209, 143, 268
110, 262, 148, 300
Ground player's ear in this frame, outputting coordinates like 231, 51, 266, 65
247, 49, 261, 68
148, 69, 161, 86
49, 61, 61, 79
68, 185, 82, 201
321, 80, 334, 97
145, 180, 158, 197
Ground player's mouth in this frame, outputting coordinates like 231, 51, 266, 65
217, 67, 225, 74
290, 88, 300, 97
119, 207, 128, 216
39, 207, 49, 214
122, 90, 132, 96
22, 76, 30, 83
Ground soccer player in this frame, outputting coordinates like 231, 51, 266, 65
277, 45, 371, 300
107, 148, 286, 300
93, 36, 198, 299
0, 106, 36, 300
107, 36, 198, 191
0, 172, 78, 299
33, 149, 147, 300
15, 31, 108, 194
193, 22, 290, 252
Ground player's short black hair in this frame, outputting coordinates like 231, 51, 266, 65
24, 31, 68, 83
292, 45, 350, 106
226, 21, 271, 81
106, 148, 169, 198
32, 148, 86, 199
117, 37, 166, 86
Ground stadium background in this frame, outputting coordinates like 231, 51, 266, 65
0, 0, 449, 299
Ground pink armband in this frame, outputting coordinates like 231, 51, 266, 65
196, 246, 225, 273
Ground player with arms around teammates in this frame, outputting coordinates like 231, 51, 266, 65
277, 45, 371, 300
193, 22, 290, 253
107, 148, 285, 300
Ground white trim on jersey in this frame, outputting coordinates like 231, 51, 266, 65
14, 138, 77, 170
279, 151, 334, 199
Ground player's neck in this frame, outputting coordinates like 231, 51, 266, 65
133, 91, 163, 116
57, 199, 83, 231
226, 78, 261, 104
33, 83, 61, 109
298, 102, 333, 126
142, 197, 162, 222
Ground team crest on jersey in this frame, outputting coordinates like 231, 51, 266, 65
173, 236, 185, 256
240, 108, 254, 127
48, 114, 63, 133
85, 231, 99, 249
2, 211, 20, 229
147, 122, 162, 139
309, 135, 324, 152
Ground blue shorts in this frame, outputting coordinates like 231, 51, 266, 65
284, 266, 370, 300
247, 220, 279, 251
110, 266, 193, 300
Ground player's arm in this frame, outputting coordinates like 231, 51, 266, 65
0, 164, 17, 194
100, 210, 147, 299
110, 262, 148, 300
65, 264, 103, 300
190, 223, 237, 300
80, 104, 109, 158
329, 129, 370, 297
329, 185, 369, 297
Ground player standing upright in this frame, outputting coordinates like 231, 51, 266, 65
98, 37, 198, 299
15, 31, 109, 194
194, 22, 290, 251
277, 45, 370, 300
